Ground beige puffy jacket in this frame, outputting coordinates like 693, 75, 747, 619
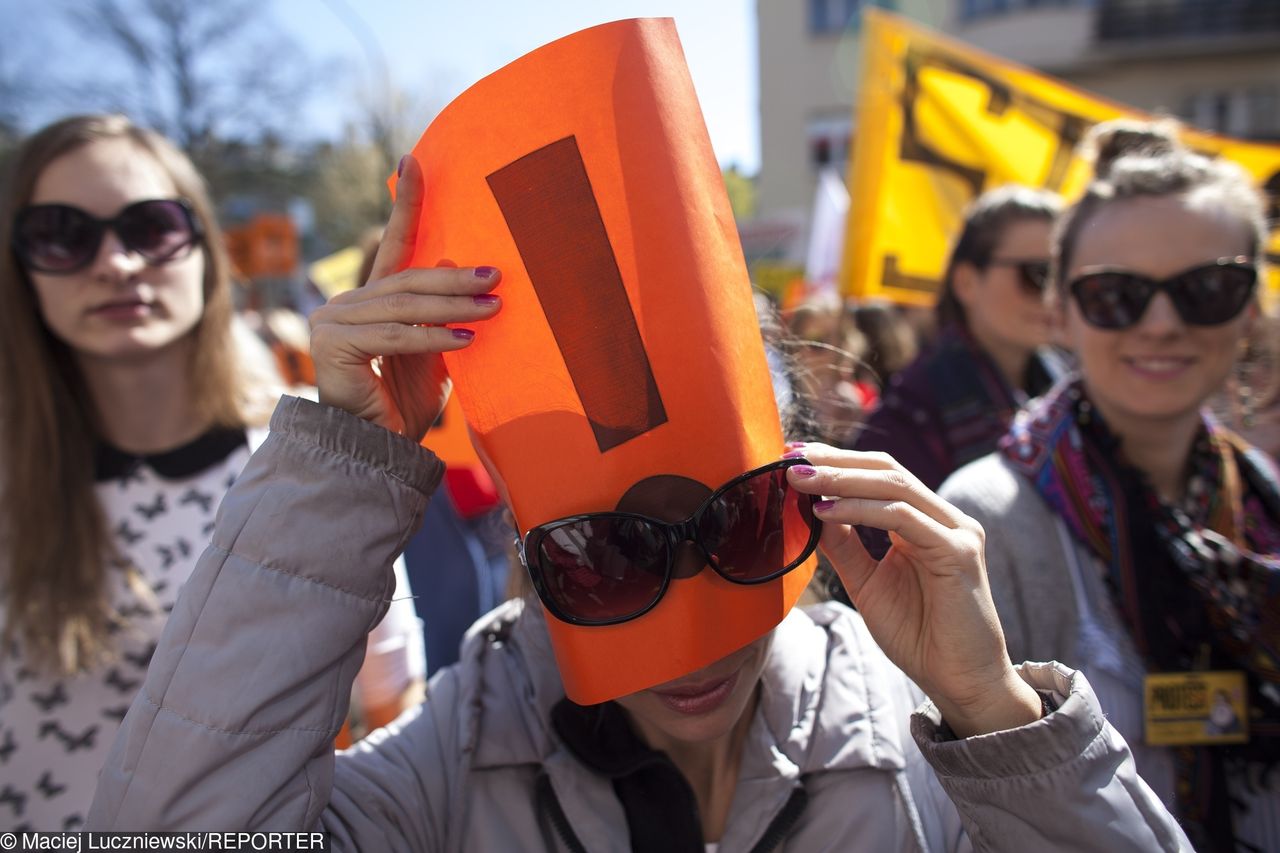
90, 397, 1191, 851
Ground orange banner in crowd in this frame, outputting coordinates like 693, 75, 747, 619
844, 8, 1280, 308
225, 213, 299, 280
396, 19, 812, 704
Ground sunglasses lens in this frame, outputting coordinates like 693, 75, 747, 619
14, 206, 99, 272
1019, 261, 1050, 294
535, 517, 668, 623
1170, 264, 1256, 325
1072, 272, 1151, 329
117, 200, 197, 262
699, 465, 817, 583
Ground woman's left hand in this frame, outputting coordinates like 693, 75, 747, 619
787, 443, 1042, 737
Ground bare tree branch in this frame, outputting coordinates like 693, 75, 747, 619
60, 0, 314, 157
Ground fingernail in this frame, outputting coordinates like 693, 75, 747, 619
473, 294, 499, 306
452, 328, 475, 340
791, 465, 816, 478
397, 155, 408, 177
786, 441, 807, 449
813, 499, 836, 513
474, 266, 497, 279
782, 449, 806, 459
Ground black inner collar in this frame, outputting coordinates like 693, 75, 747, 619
94, 426, 247, 482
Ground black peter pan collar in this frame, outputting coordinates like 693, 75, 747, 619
94, 426, 247, 482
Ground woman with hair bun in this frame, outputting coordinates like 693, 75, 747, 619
942, 119, 1280, 851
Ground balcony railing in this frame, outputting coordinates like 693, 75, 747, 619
1097, 0, 1280, 42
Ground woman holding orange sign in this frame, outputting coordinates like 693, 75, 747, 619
91, 19, 1185, 850
92, 164, 1185, 853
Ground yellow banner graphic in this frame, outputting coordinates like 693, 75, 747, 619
843, 8, 1280, 307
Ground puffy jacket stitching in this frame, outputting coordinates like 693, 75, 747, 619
136, 691, 335, 737
846, 620, 883, 767
208, 544, 390, 604
890, 768, 930, 852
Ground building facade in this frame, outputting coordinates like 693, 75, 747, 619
756, 0, 1280, 227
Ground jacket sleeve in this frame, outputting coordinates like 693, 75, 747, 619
911, 662, 1193, 852
88, 396, 455, 847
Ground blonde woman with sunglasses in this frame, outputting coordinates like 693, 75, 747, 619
941, 120, 1278, 851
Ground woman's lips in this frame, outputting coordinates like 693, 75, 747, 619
650, 671, 739, 716
1123, 355, 1194, 380
90, 300, 153, 321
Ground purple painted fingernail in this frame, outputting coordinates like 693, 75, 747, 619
451, 328, 475, 340
813, 499, 836, 513
474, 266, 497, 279
786, 441, 807, 449
473, 294, 500, 306
791, 465, 816, 478
782, 450, 806, 459
397, 155, 408, 177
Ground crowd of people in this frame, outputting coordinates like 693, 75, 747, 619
0, 105, 1276, 852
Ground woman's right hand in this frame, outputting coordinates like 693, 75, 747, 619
309, 155, 502, 440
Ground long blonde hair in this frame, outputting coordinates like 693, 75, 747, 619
0, 115, 244, 674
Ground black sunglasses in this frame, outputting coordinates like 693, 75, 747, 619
1069, 257, 1257, 330
519, 458, 822, 626
987, 258, 1050, 296
12, 198, 203, 275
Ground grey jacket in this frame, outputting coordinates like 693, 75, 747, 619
941, 453, 1279, 849
89, 397, 1190, 851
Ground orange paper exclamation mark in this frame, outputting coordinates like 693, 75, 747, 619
487, 136, 668, 452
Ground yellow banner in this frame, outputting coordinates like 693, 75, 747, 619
843, 8, 1280, 308
307, 245, 365, 298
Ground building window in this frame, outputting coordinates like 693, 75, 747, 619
1180, 86, 1280, 140
1249, 87, 1280, 141
808, 114, 854, 174
961, 0, 1078, 23
1097, 0, 1280, 41
809, 0, 897, 34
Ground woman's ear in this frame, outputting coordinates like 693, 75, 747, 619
1049, 292, 1070, 348
1246, 297, 1261, 331
1237, 299, 1262, 364
952, 261, 981, 308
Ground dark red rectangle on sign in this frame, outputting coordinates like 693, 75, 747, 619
487, 136, 667, 452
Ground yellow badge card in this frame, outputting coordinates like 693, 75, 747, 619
1144, 671, 1248, 746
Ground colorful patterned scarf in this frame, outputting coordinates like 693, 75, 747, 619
1002, 378, 1280, 852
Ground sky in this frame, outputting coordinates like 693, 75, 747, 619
5, 0, 761, 172
279, 0, 760, 171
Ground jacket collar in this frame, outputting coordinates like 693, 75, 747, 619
753, 603, 908, 778
463, 599, 910, 778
